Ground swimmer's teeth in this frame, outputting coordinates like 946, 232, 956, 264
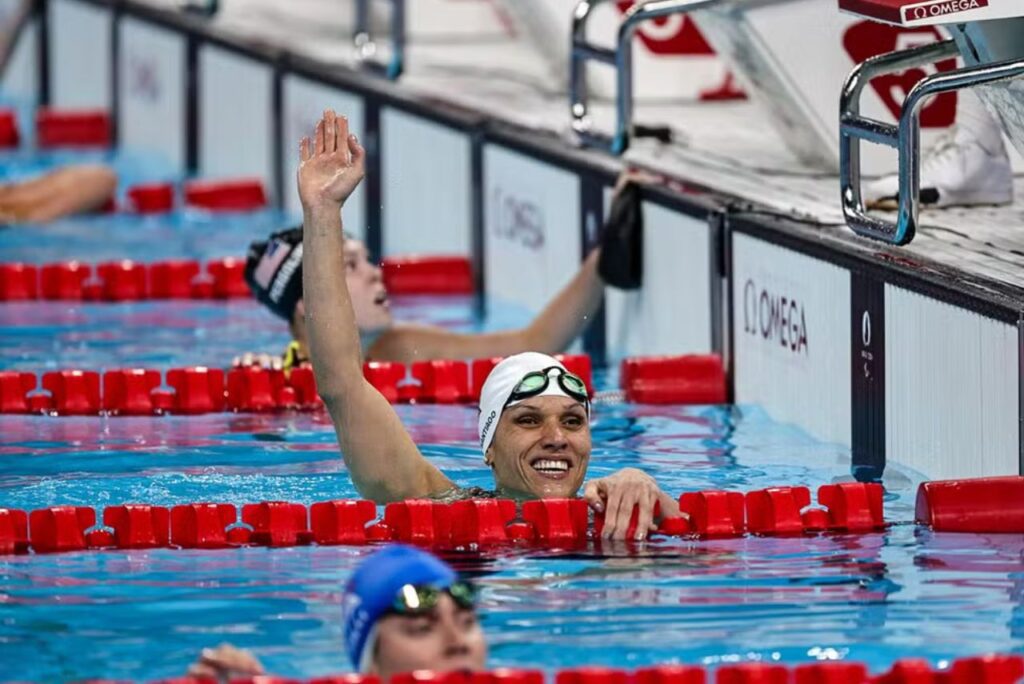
533, 459, 569, 472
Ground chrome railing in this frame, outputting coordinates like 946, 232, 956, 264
353, 0, 405, 80
840, 40, 1024, 245
570, 0, 721, 154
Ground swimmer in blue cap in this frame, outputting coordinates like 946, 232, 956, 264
295, 109, 679, 540
188, 545, 486, 681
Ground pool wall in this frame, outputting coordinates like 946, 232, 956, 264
5, 0, 1022, 481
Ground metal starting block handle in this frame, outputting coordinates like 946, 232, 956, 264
353, 0, 405, 80
840, 39, 1024, 245
569, 0, 720, 155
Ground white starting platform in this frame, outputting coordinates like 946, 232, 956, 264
5, 0, 1024, 481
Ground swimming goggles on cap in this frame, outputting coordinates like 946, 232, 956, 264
389, 581, 478, 616
504, 366, 589, 407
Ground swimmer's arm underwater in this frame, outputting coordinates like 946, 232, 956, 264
367, 249, 604, 363
299, 109, 453, 503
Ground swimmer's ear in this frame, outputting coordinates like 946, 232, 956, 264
484, 447, 494, 468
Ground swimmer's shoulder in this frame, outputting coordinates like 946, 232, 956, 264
431, 485, 499, 503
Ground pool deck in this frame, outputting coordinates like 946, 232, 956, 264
193, 0, 1024, 303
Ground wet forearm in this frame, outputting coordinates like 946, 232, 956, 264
521, 249, 604, 353
302, 203, 364, 400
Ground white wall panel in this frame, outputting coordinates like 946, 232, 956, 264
732, 234, 851, 446
50, 0, 110, 108
199, 45, 273, 196
118, 17, 185, 171
281, 74, 364, 239
483, 144, 580, 314
886, 287, 1018, 479
604, 202, 712, 359
381, 108, 470, 256
1, 16, 37, 105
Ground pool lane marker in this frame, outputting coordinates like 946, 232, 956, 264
0, 354, 728, 416
0, 482, 892, 555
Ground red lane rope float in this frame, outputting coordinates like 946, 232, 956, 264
0, 484, 886, 556
184, 178, 268, 212
40, 653, 1024, 684
381, 255, 473, 295
915, 476, 1024, 533
0, 109, 19, 148
0, 257, 248, 302
35, 107, 111, 148
621, 355, 726, 405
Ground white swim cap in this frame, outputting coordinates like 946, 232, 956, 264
477, 352, 589, 457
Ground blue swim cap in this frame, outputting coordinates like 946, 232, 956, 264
342, 544, 457, 670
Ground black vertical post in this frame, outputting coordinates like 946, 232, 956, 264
109, 1, 121, 146
470, 130, 486, 321
851, 271, 886, 482
37, 0, 50, 106
709, 209, 726, 359
722, 214, 735, 404
580, 172, 606, 367
270, 59, 284, 209
184, 34, 199, 175
364, 98, 382, 261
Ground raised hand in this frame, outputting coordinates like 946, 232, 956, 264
297, 109, 366, 211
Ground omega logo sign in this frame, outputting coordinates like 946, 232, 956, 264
742, 279, 808, 355
127, 54, 161, 103
491, 187, 545, 251
903, 0, 987, 21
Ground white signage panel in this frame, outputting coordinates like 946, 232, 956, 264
604, 202, 712, 359
281, 74, 364, 239
50, 0, 110, 108
885, 286, 1018, 479
1, 15, 37, 105
118, 17, 186, 172
732, 233, 852, 447
483, 144, 581, 314
381, 108, 471, 257
199, 45, 273, 197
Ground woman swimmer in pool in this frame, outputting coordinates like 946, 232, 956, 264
240, 171, 643, 370
296, 109, 679, 540
189, 545, 487, 681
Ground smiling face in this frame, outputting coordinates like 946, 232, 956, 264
485, 395, 591, 499
369, 594, 488, 680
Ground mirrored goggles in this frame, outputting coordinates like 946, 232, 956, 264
389, 581, 479, 616
505, 366, 589, 407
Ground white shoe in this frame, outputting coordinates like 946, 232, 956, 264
863, 127, 1014, 210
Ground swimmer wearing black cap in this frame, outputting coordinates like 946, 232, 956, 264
189, 545, 486, 681
296, 109, 678, 540
242, 163, 644, 370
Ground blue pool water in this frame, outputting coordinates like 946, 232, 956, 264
2, 151, 1024, 683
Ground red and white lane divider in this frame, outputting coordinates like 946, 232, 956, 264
0, 257, 249, 302
138, 654, 1024, 684
0, 482, 887, 555
0, 254, 475, 302
0, 354, 728, 415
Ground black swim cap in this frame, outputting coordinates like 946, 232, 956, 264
244, 226, 304, 322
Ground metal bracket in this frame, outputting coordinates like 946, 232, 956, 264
353, 0, 405, 81
570, 0, 721, 155
840, 40, 1024, 245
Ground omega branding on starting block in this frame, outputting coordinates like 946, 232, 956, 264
902, 0, 988, 22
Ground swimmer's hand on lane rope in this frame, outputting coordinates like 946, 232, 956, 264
582, 467, 682, 542
298, 109, 365, 211
187, 643, 264, 683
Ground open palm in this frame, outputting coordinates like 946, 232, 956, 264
297, 109, 365, 209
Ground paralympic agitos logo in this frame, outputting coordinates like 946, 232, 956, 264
742, 279, 808, 355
